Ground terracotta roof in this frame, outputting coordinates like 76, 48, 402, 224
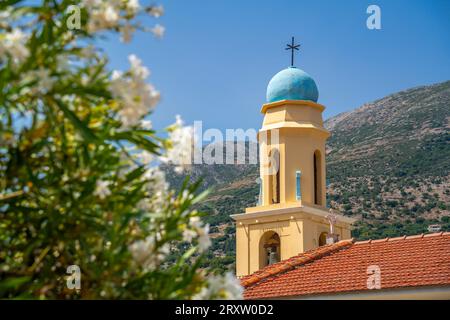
242, 232, 450, 299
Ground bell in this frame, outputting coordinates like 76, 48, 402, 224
268, 251, 278, 265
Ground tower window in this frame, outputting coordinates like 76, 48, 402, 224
313, 150, 322, 205
296, 170, 301, 201
269, 148, 280, 204
319, 232, 328, 246
259, 231, 280, 268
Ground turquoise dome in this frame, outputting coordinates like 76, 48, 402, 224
266, 67, 319, 103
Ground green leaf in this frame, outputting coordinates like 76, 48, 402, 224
0, 0, 21, 10
0, 277, 31, 293
124, 166, 146, 184
176, 247, 196, 267
52, 98, 98, 143
192, 189, 210, 205
110, 131, 160, 154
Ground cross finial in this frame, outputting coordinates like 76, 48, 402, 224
285, 36, 300, 67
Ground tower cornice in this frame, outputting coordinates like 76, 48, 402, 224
261, 99, 325, 114
259, 123, 330, 138
231, 203, 356, 226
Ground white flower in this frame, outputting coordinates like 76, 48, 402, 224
82, 0, 102, 9
193, 273, 243, 300
197, 224, 211, 253
143, 167, 168, 192
139, 167, 169, 213
111, 54, 160, 128
129, 236, 169, 271
104, 5, 119, 24
0, 28, 29, 65
35, 68, 54, 93
189, 216, 203, 230
127, 0, 141, 14
94, 180, 111, 199
84, 1, 121, 32
36, 68, 54, 93
137, 150, 154, 165
151, 24, 165, 38
0, 8, 12, 28
129, 237, 155, 267
81, 1, 161, 40
182, 229, 197, 243
160, 115, 195, 173
111, 70, 123, 81
129, 54, 150, 79
183, 216, 211, 252
24, 68, 55, 94
137, 198, 151, 211
140, 119, 152, 129
148, 5, 164, 18
56, 54, 70, 71
222, 273, 244, 299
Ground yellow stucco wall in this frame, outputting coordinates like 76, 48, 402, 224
234, 207, 353, 277
282, 130, 327, 205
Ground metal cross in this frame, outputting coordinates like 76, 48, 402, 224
285, 36, 300, 67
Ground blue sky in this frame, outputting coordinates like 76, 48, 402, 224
103, 0, 450, 132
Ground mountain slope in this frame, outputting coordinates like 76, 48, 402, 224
326, 81, 450, 178
325, 81, 450, 239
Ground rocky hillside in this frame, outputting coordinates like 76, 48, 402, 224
165, 80, 450, 272
326, 81, 450, 239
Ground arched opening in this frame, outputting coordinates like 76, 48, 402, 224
268, 148, 280, 204
259, 231, 281, 269
319, 232, 328, 246
313, 150, 322, 205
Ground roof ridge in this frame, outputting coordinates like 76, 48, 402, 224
353, 232, 450, 245
241, 238, 354, 288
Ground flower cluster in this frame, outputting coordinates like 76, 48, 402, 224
82, 0, 165, 42
94, 180, 112, 199
160, 115, 196, 173
111, 55, 160, 128
0, 29, 29, 65
129, 236, 170, 271
0, 0, 243, 300
24, 68, 55, 94
0, 8, 12, 29
82, 0, 138, 31
193, 273, 243, 300
137, 166, 169, 213
147, 5, 164, 18
183, 216, 211, 253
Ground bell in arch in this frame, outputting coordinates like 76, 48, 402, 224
265, 234, 280, 265
268, 249, 279, 265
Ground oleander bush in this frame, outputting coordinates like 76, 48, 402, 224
0, 0, 242, 299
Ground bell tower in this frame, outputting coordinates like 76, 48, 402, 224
232, 42, 355, 277
259, 98, 328, 207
